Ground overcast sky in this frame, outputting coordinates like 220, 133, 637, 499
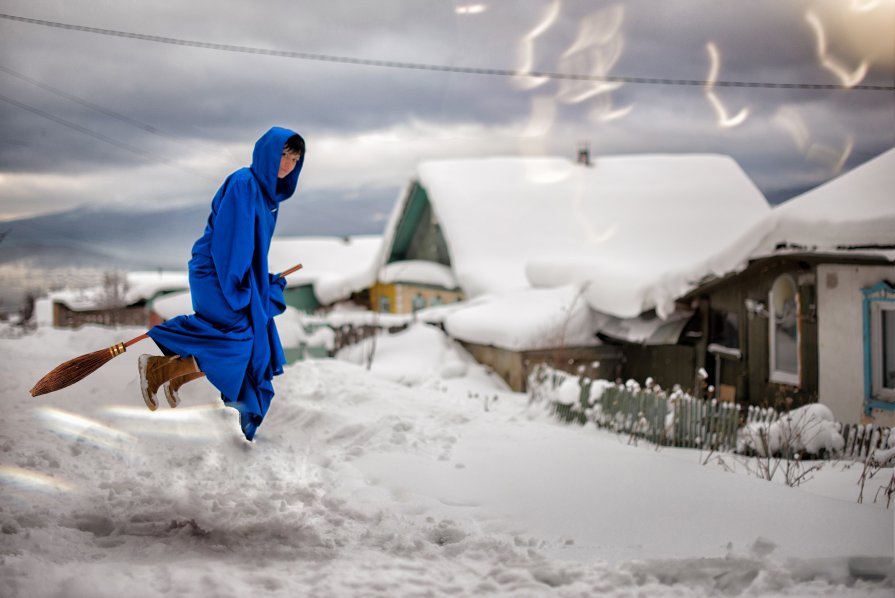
0, 0, 892, 222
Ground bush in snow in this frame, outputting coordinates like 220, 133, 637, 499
737, 403, 844, 459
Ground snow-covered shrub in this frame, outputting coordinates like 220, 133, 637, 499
528, 364, 596, 425
737, 403, 844, 458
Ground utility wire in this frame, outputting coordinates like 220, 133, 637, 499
0, 65, 169, 137
0, 92, 216, 181
2, 12, 893, 92
0, 64, 244, 170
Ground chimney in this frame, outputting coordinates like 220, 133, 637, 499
577, 142, 591, 166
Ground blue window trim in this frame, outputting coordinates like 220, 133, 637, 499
863, 280, 895, 414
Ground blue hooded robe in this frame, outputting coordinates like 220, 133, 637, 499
147, 126, 304, 440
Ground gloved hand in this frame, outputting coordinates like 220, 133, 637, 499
268, 273, 288, 316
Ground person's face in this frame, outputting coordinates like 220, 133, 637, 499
278, 150, 301, 178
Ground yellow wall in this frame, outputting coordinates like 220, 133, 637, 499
371, 282, 463, 314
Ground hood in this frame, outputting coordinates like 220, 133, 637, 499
250, 126, 304, 204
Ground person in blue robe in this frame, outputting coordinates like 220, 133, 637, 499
139, 126, 305, 441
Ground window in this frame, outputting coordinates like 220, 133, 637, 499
880, 308, 895, 393
865, 281, 895, 403
769, 274, 800, 385
710, 310, 739, 350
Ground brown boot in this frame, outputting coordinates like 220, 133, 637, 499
137, 354, 200, 411
162, 371, 206, 408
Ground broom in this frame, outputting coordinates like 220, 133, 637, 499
29, 263, 303, 397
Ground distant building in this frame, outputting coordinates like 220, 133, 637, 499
52, 271, 189, 329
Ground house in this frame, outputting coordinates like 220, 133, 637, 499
267, 235, 382, 313
675, 148, 895, 425
374, 154, 771, 390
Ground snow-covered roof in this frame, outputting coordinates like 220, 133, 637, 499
125, 271, 189, 304
406, 154, 770, 319
151, 290, 192, 321
48, 271, 189, 311
754, 147, 895, 256
690, 147, 895, 294
268, 235, 382, 304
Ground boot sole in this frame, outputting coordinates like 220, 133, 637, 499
138, 354, 159, 411
163, 382, 180, 409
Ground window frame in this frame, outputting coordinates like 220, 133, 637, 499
865, 281, 895, 404
768, 274, 801, 386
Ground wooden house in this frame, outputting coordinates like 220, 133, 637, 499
630, 148, 895, 425
601, 150, 895, 426
678, 253, 895, 423
374, 154, 770, 390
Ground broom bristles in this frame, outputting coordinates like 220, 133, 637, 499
29, 336, 145, 397
30, 347, 118, 397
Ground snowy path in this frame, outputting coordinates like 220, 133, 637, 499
0, 324, 893, 597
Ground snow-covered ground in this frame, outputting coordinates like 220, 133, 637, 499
1, 320, 893, 597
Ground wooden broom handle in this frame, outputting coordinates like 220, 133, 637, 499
124, 334, 149, 349
278, 263, 303, 279
121, 263, 302, 350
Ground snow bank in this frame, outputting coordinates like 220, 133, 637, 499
1, 322, 892, 596
336, 321, 509, 392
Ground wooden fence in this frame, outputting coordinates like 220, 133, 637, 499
840, 423, 892, 459
743, 405, 894, 460
536, 362, 895, 460
536, 366, 740, 451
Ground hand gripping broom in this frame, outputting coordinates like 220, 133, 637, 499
29, 263, 303, 397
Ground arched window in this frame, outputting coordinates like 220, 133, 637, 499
769, 274, 800, 385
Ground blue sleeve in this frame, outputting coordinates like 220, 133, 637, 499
211, 179, 255, 312
268, 273, 287, 316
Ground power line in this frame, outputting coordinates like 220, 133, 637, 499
0, 64, 244, 170
2, 12, 893, 92
0, 65, 169, 137
0, 92, 216, 181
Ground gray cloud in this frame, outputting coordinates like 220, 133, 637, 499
0, 0, 892, 220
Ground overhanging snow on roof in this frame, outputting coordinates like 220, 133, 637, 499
598, 309, 694, 346
443, 285, 607, 352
